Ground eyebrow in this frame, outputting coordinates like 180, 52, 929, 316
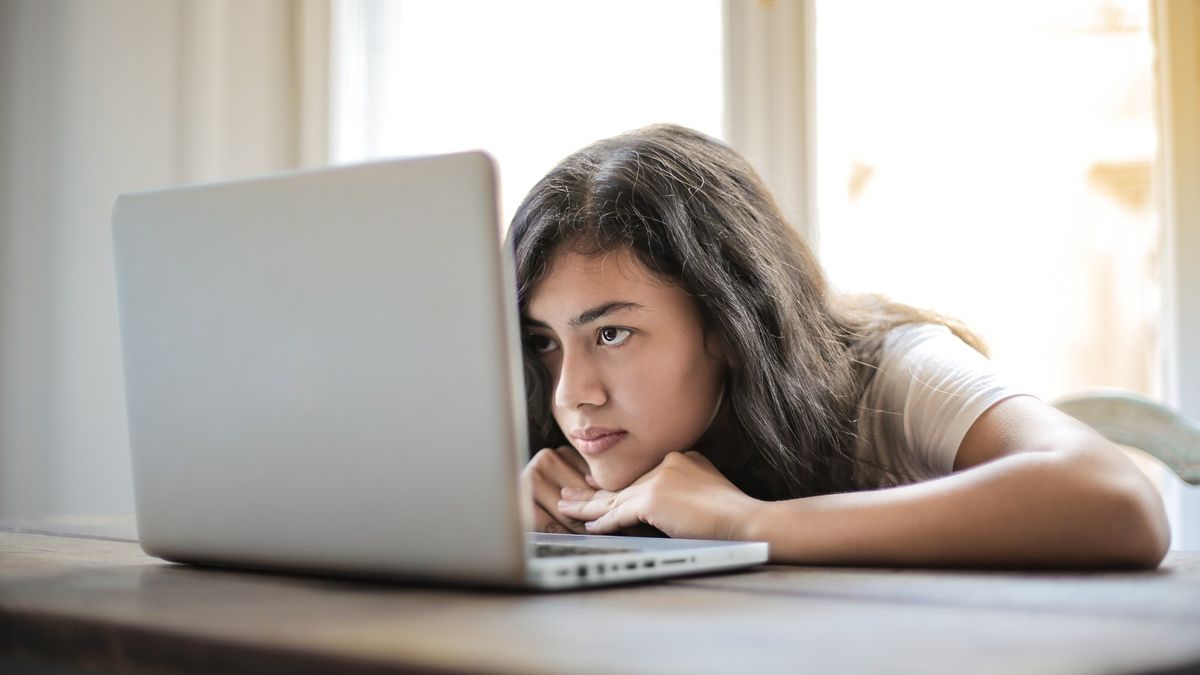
523, 301, 646, 329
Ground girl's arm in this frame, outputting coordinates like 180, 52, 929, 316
746, 397, 1169, 568
559, 395, 1171, 569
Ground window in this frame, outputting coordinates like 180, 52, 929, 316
814, 0, 1161, 401
334, 0, 1163, 403
331, 0, 724, 227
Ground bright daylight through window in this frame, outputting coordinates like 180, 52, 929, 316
335, 0, 1162, 404
815, 0, 1161, 403
331, 0, 724, 227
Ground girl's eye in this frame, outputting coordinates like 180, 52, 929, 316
526, 334, 558, 355
598, 327, 632, 347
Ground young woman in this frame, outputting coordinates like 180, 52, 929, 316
509, 124, 1170, 569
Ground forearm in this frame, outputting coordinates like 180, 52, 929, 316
743, 447, 1170, 569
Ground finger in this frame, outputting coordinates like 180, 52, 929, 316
534, 478, 588, 534
558, 487, 623, 522
584, 474, 601, 489
530, 462, 589, 533
527, 449, 592, 534
560, 485, 595, 500
584, 497, 648, 535
533, 504, 565, 534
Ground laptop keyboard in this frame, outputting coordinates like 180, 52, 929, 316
534, 544, 636, 558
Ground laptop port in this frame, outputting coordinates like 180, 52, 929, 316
662, 557, 687, 565
577, 565, 588, 577
595, 565, 605, 575
644, 560, 656, 568
625, 562, 637, 570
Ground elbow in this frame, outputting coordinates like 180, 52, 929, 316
1105, 479, 1171, 570
1055, 441, 1172, 569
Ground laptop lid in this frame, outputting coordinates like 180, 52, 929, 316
113, 153, 530, 585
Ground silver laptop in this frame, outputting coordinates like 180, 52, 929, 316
111, 152, 768, 590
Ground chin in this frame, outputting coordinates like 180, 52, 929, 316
590, 466, 637, 492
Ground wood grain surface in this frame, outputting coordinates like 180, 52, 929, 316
2, 517, 1199, 675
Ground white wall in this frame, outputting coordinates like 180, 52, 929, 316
0, 1, 174, 515
0, 0, 324, 517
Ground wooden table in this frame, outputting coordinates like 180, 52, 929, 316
2, 515, 1199, 675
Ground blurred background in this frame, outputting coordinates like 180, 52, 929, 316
1, 0, 1197, 545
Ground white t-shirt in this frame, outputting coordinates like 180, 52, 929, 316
851, 323, 1034, 489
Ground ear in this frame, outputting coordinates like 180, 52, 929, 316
705, 329, 740, 369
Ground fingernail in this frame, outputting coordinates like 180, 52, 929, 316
557, 499, 572, 510
561, 486, 580, 498
584, 521, 596, 530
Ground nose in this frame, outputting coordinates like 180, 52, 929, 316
554, 347, 608, 410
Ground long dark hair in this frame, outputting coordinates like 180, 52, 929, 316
506, 124, 985, 500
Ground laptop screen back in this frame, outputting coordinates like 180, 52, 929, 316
112, 153, 529, 583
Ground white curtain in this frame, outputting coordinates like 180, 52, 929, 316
1154, 0, 1200, 420
0, 0, 329, 516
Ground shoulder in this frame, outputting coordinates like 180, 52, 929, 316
880, 322, 981, 361
853, 322, 1032, 487
876, 321, 1026, 430
873, 322, 998, 390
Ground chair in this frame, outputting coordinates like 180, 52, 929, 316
1052, 388, 1200, 486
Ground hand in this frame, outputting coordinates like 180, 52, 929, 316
556, 451, 762, 541
520, 444, 594, 534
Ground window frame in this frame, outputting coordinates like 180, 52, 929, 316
1153, 0, 1200, 420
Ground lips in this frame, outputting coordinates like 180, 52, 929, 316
570, 427, 628, 456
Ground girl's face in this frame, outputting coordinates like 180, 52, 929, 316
524, 248, 727, 491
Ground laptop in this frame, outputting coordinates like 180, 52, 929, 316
111, 152, 768, 590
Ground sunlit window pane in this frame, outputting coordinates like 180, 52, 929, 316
332, 0, 724, 227
814, 0, 1161, 400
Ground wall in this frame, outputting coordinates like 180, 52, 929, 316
0, 0, 324, 516
0, 1, 174, 515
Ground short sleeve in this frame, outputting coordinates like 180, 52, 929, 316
853, 324, 1035, 488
